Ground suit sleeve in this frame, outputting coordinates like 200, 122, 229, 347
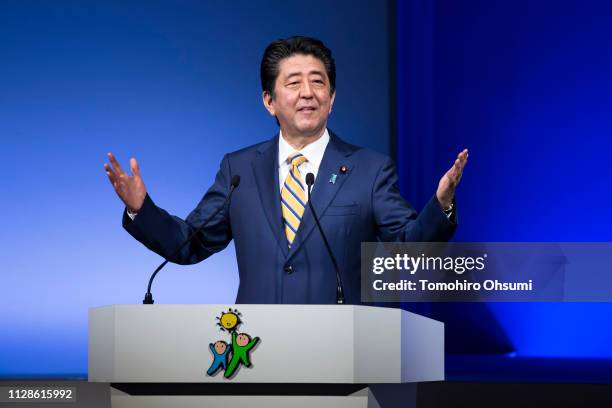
372, 157, 456, 242
122, 154, 233, 265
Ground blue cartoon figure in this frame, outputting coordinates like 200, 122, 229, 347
206, 340, 230, 376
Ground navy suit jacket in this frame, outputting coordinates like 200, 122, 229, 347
123, 132, 456, 304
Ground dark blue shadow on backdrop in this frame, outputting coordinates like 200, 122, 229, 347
396, 0, 612, 381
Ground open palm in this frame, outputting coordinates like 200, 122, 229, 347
436, 149, 468, 209
104, 152, 147, 213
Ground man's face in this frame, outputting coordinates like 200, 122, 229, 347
263, 54, 335, 139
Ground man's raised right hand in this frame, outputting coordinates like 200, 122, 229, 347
104, 152, 147, 213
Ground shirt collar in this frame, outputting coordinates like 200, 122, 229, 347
278, 128, 330, 169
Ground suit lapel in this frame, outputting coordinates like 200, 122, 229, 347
252, 135, 289, 257
287, 134, 355, 260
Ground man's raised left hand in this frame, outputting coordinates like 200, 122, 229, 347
436, 149, 468, 210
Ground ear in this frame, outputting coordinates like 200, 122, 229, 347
329, 91, 336, 114
262, 91, 275, 116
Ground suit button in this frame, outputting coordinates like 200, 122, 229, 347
284, 265, 293, 274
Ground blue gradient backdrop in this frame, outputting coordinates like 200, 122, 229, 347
3, 0, 612, 380
397, 0, 612, 365
0, 0, 391, 377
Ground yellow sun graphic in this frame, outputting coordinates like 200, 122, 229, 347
216, 308, 242, 332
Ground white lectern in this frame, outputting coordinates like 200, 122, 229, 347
89, 305, 443, 408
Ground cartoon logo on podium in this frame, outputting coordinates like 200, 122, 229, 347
206, 308, 260, 379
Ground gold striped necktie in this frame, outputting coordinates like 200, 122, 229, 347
281, 152, 308, 246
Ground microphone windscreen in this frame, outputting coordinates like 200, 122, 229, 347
306, 173, 315, 186
230, 175, 241, 188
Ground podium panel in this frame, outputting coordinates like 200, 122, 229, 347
89, 305, 443, 384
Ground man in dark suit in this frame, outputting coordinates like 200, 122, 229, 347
104, 36, 468, 304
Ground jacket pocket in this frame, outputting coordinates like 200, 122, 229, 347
324, 204, 360, 216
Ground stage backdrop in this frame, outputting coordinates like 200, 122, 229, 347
0, 0, 392, 377
396, 0, 612, 363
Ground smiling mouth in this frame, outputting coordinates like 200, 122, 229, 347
298, 107, 317, 112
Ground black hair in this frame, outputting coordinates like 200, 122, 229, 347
260, 36, 336, 97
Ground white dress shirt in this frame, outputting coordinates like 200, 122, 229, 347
277, 128, 330, 194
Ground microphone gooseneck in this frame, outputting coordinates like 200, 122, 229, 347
305, 173, 345, 304
143, 175, 241, 304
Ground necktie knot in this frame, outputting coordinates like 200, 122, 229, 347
288, 153, 307, 168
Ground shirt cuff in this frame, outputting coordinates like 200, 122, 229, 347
126, 208, 138, 220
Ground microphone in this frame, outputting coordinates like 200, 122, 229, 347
143, 175, 241, 304
305, 173, 345, 304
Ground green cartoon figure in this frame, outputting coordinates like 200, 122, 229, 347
224, 331, 260, 378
